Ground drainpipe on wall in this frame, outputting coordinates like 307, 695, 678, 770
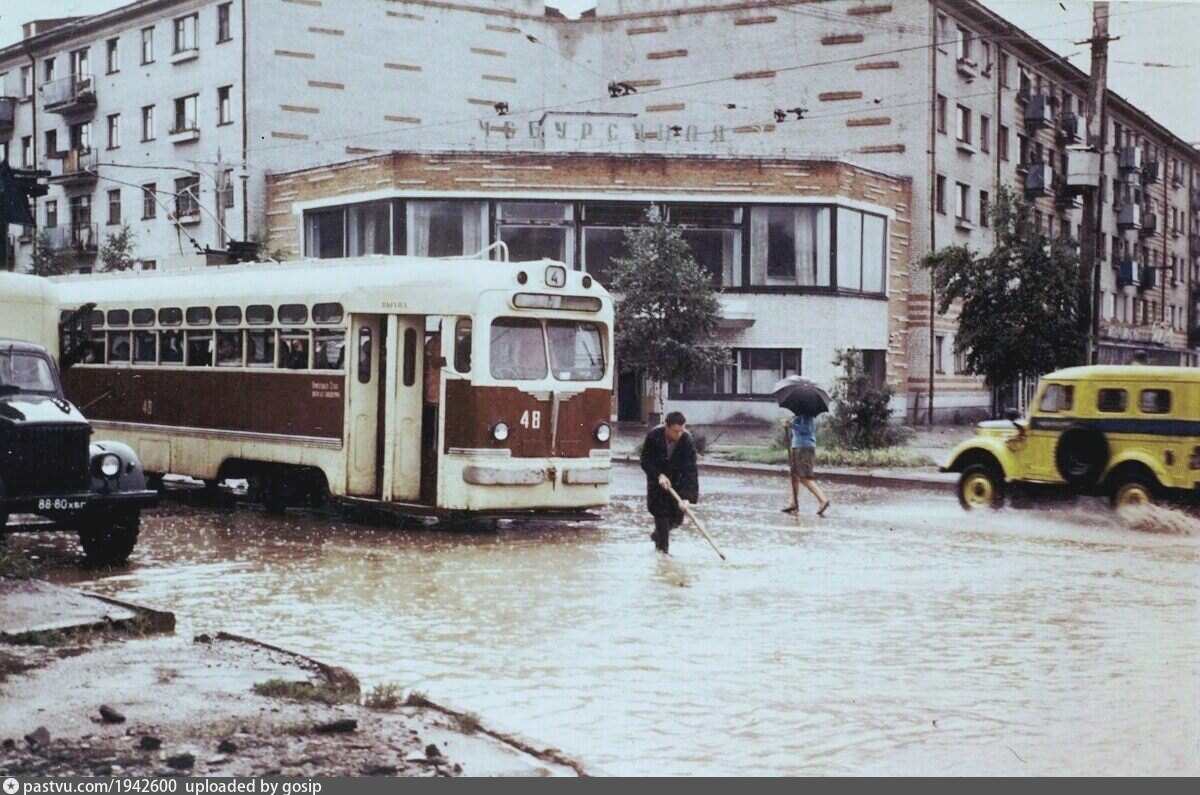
927, 0, 939, 425
23, 43, 39, 267
240, 0, 249, 242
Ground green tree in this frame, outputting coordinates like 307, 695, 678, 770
608, 207, 728, 410
29, 231, 73, 276
98, 222, 138, 272
922, 186, 1087, 389
828, 348, 905, 450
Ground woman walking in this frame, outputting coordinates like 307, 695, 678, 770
782, 412, 830, 516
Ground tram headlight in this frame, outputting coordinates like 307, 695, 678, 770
97, 453, 121, 478
594, 422, 611, 443
492, 422, 510, 442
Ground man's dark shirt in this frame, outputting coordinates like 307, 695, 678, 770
640, 425, 699, 511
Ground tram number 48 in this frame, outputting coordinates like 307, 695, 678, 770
519, 410, 542, 430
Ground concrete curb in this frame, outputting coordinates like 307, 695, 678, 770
612, 454, 956, 492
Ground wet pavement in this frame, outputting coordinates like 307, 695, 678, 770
11, 464, 1199, 775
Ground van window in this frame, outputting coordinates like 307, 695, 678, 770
186, 306, 212, 326
454, 318, 472, 373
1096, 388, 1127, 413
107, 309, 129, 327
246, 305, 274, 325
1038, 383, 1073, 413
216, 306, 242, 326
1139, 389, 1171, 414
132, 308, 155, 326
158, 307, 182, 326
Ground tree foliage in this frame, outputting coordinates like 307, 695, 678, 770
29, 231, 73, 276
608, 207, 728, 387
921, 186, 1087, 387
98, 223, 138, 272
828, 348, 906, 450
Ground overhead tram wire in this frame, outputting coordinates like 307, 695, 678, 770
90, 171, 228, 256
232, 1, 1187, 160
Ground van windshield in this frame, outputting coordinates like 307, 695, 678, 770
0, 351, 60, 396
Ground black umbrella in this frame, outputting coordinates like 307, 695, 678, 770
772, 375, 831, 416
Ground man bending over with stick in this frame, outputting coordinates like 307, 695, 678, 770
640, 411, 699, 554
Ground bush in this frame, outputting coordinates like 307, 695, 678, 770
363, 682, 402, 710
827, 349, 908, 450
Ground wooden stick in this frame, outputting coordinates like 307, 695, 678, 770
665, 485, 726, 561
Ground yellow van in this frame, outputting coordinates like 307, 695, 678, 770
943, 365, 1200, 509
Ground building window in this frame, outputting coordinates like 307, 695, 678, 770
347, 201, 395, 256
935, 175, 946, 215
955, 104, 971, 143
410, 201, 485, 257
107, 189, 121, 225
218, 85, 233, 125
141, 105, 155, 140
937, 13, 950, 46
142, 183, 157, 219
305, 208, 345, 258
495, 202, 574, 266
20, 65, 31, 97
936, 94, 947, 134
174, 175, 200, 217
935, 334, 946, 374
44, 129, 58, 158
217, 3, 233, 43
173, 94, 198, 133
45, 200, 58, 229
955, 183, 970, 221
69, 121, 92, 151
998, 52, 1009, 87
670, 350, 737, 399
956, 26, 972, 61
106, 37, 119, 74
740, 349, 802, 395
952, 343, 967, 375
141, 27, 155, 64
43, 58, 55, 84
70, 48, 89, 81
980, 115, 990, 153
107, 113, 120, 149
303, 199, 407, 259
836, 209, 887, 293
979, 190, 990, 228
672, 204, 743, 288
982, 41, 992, 72
749, 206, 831, 288
21, 136, 32, 167
174, 14, 199, 54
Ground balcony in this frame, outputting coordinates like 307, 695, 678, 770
1117, 259, 1141, 288
1054, 184, 1082, 210
1023, 94, 1054, 130
0, 96, 15, 137
955, 56, 979, 81
170, 47, 200, 65
1139, 212, 1158, 237
43, 223, 98, 255
1118, 146, 1144, 175
1023, 163, 1054, 199
41, 73, 96, 115
1065, 148, 1100, 194
45, 148, 98, 186
1143, 160, 1160, 185
1057, 113, 1082, 144
1117, 204, 1143, 230
169, 124, 201, 144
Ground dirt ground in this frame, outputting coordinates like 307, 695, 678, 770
0, 581, 583, 777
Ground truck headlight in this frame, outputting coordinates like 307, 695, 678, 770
594, 423, 611, 443
98, 453, 121, 478
492, 422, 510, 442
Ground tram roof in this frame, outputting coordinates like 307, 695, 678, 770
51, 255, 611, 315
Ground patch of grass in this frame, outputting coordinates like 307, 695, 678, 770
0, 546, 43, 579
403, 689, 432, 708
252, 678, 356, 706
719, 445, 934, 468
363, 682, 403, 710
0, 649, 36, 682
454, 710, 482, 735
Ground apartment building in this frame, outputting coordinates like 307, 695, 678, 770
2, 0, 1197, 422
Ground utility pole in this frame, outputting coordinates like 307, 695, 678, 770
1080, 2, 1113, 364
214, 148, 226, 251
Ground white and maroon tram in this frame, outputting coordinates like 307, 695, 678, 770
53, 256, 614, 515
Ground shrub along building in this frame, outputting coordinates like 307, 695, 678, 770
3, 0, 1198, 422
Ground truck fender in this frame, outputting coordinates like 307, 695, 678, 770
90, 440, 149, 492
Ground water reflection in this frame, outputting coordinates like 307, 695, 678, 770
35, 467, 1200, 775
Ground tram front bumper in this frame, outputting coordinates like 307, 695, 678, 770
461, 465, 612, 487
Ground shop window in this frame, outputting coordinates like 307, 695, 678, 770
581, 227, 627, 288
670, 351, 736, 399
305, 208, 345, 259
347, 201, 392, 256
671, 204, 742, 288
410, 200, 484, 257
496, 202, 573, 265
749, 206, 831, 287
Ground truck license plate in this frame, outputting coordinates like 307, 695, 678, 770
38, 498, 88, 511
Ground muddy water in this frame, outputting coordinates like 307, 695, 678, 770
41, 466, 1200, 775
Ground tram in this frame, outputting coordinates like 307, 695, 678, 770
53, 255, 614, 515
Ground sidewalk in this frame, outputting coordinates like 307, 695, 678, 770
611, 422, 973, 491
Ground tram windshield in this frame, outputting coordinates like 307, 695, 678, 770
489, 317, 606, 382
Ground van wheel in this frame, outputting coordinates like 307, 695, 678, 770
958, 464, 1005, 510
1055, 427, 1109, 488
77, 510, 141, 567
1110, 470, 1156, 508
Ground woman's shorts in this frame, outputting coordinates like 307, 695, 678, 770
789, 447, 815, 478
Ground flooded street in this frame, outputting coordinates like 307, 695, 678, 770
24, 464, 1200, 775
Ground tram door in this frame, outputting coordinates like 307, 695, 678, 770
382, 315, 425, 502
345, 315, 382, 497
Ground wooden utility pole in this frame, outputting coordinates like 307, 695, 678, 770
1080, 2, 1112, 364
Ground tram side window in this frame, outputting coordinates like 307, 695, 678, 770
108, 331, 131, 363
454, 318, 472, 373
247, 330, 275, 367
134, 331, 157, 364
490, 317, 546, 380
314, 330, 345, 370
160, 330, 184, 363
280, 330, 310, 369
83, 334, 106, 364
216, 330, 243, 366
187, 331, 213, 366
246, 305, 274, 325
158, 307, 183, 326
